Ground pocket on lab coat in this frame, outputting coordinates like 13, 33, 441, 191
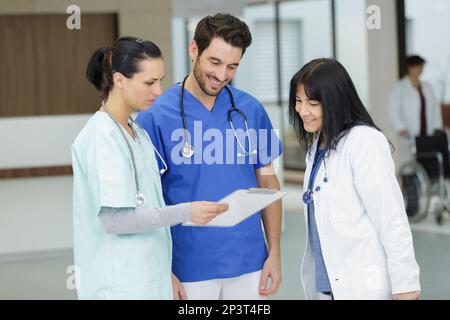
326, 187, 374, 257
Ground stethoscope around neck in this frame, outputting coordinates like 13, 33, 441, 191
302, 140, 329, 205
179, 74, 257, 158
102, 102, 168, 208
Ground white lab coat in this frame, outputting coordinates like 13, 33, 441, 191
389, 76, 443, 137
301, 125, 421, 300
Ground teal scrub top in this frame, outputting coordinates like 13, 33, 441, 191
71, 111, 172, 299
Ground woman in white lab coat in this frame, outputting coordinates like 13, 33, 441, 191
389, 55, 443, 164
288, 58, 421, 300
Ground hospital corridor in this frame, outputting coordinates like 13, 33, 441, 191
1, 0, 450, 303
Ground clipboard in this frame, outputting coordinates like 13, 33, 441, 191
182, 188, 289, 227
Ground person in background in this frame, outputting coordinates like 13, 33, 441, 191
389, 55, 444, 164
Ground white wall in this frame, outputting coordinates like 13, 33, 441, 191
0, 177, 73, 254
0, 115, 90, 168
171, 17, 189, 82
335, 0, 369, 107
0, 114, 87, 254
366, 0, 399, 163
0, 115, 88, 254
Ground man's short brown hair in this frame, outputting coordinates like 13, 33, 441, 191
193, 13, 252, 57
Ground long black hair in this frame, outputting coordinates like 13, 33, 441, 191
86, 36, 162, 100
288, 58, 381, 153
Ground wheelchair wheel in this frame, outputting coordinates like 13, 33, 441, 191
398, 161, 431, 223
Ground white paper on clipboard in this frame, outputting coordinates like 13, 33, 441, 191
182, 188, 288, 227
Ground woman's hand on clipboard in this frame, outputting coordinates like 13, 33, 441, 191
190, 201, 229, 226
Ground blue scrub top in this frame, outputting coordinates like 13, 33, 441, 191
136, 83, 283, 282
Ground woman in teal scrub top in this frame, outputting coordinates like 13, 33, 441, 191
71, 36, 228, 300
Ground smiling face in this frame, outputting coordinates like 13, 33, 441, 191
189, 37, 242, 96
295, 84, 323, 133
114, 57, 165, 110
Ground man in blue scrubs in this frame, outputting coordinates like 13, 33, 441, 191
137, 13, 283, 299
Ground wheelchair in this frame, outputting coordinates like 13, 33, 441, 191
398, 132, 450, 225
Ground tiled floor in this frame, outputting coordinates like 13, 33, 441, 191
1, 184, 449, 299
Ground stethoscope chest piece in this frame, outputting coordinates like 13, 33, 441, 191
136, 193, 146, 208
302, 172, 329, 205
302, 190, 313, 205
182, 143, 194, 158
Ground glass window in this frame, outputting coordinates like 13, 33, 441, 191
170, 0, 334, 172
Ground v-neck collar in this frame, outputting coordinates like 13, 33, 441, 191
97, 111, 139, 144
178, 82, 228, 116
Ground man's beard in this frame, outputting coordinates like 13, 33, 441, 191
193, 62, 222, 97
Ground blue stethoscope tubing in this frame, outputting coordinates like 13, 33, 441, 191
302, 142, 329, 205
